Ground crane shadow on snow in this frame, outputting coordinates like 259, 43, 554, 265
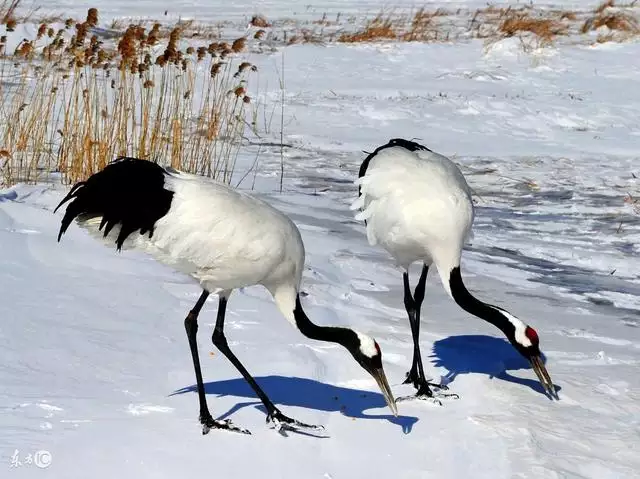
431, 335, 561, 398
172, 375, 419, 435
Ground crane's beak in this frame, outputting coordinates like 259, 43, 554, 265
530, 355, 558, 400
370, 367, 398, 416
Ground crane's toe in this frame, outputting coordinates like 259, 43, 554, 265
417, 384, 459, 401
404, 370, 452, 393
396, 392, 444, 406
396, 380, 460, 405
422, 380, 451, 392
201, 416, 251, 435
266, 409, 325, 435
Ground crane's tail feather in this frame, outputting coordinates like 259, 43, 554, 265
55, 157, 174, 251
353, 168, 403, 246
54, 181, 86, 214
349, 195, 365, 212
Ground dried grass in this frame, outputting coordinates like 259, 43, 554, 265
498, 12, 568, 44
338, 14, 397, 42
286, 28, 324, 45
0, 0, 21, 24
0, 8, 260, 186
402, 8, 436, 42
292, 3, 640, 46
250, 14, 270, 28
581, 10, 640, 33
337, 8, 452, 43
559, 12, 578, 21
595, 0, 616, 15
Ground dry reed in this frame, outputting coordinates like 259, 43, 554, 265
581, 7, 639, 34
498, 12, 568, 45
338, 14, 397, 42
1, 0, 21, 24
0, 8, 259, 187
284, 3, 640, 47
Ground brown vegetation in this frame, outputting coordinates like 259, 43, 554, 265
595, 0, 616, 15
0, 0, 21, 24
297, 2, 640, 46
338, 14, 397, 42
250, 14, 270, 28
401, 8, 438, 42
498, 12, 568, 45
0, 8, 260, 186
582, 10, 639, 34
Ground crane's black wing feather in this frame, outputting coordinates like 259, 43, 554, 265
55, 157, 174, 251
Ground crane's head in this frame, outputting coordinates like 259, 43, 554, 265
349, 332, 398, 416
500, 310, 557, 399
448, 267, 557, 399
288, 295, 398, 416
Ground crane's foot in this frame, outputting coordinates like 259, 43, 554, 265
266, 409, 325, 435
396, 381, 459, 405
421, 381, 456, 395
396, 389, 443, 406
201, 414, 251, 435
404, 369, 450, 391
403, 368, 421, 386
416, 382, 459, 400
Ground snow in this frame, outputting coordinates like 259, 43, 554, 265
35, 1, 608, 25
2, 1, 640, 478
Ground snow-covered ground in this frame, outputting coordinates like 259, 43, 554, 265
2, 1, 640, 478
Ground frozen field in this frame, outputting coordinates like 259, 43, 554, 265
1, 1, 639, 478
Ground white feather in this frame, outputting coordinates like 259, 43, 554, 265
76, 170, 304, 325
352, 145, 474, 295
500, 309, 531, 347
356, 332, 378, 358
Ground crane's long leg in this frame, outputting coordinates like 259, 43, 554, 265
212, 294, 324, 434
402, 265, 457, 401
184, 290, 250, 435
402, 265, 430, 392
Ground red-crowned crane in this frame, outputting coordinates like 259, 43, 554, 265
55, 157, 398, 435
351, 138, 557, 402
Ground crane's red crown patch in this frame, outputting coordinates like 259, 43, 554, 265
525, 326, 539, 344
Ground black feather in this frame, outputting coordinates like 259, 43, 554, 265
55, 157, 174, 251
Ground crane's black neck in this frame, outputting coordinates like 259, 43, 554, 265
293, 296, 359, 351
449, 267, 516, 340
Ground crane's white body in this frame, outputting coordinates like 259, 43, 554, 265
78, 170, 303, 322
348, 141, 557, 399
56, 158, 399, 422
352, 146, 474, 294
